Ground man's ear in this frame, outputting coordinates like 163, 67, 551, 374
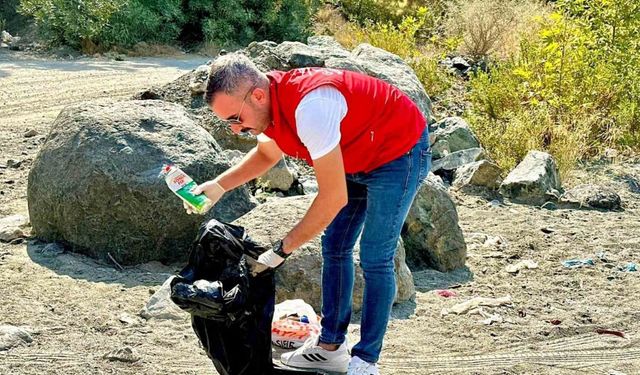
253, 87, 268, 104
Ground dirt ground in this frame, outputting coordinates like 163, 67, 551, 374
1, 49, 639, 375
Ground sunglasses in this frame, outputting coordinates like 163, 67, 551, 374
225, 83, 257, 127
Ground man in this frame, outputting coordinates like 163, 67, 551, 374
186, 53, 431, 375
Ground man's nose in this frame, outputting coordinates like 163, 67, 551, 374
230, 123, 242, 135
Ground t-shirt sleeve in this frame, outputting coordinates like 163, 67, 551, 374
295, 85, 348, 160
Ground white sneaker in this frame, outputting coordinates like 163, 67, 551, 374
280, 335, 350, 373
347, 356, 379, 375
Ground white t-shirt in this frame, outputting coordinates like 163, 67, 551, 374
257, 85, 347, 160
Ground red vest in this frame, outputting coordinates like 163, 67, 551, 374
263, 68, 426, 174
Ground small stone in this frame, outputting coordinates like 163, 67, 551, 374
0, 325, 33, 350
24, 129, 38, 138
103, 346, 140, 363
7, 159, 22, 168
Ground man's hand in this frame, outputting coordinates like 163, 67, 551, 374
183, 180, 225, 214
256, 240, 291, 269
256, 249, 286, 269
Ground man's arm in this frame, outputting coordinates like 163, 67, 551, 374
280, 144, 348, 254
194, 139, 282, 201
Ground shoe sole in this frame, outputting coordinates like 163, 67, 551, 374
274, 359, 347, 375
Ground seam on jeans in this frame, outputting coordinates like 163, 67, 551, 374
326, 195, 364, 344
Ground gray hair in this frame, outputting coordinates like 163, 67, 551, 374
204, 53, 265, 105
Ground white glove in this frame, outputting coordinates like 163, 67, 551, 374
257, 249, 286, 269
183, 180, 225, 215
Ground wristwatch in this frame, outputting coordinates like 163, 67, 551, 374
273, 240, 291, 259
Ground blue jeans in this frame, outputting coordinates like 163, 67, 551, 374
318, 128, 431, 363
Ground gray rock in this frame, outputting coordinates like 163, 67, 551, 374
1, 31, 13, 44
431, 139, 450, 159
221, 149, 245, 165
0, 325, 33, 351
140, 277, 186, 320
559, 184, 622, 210
499, 151, 562, 206
431, 117, 480, 155
134, 73, 258, 153
451, 56, 470, 70
188, 65, 210, 96
403, 173, 467, 271
299, 175, 319, 194
257, 158, 298, 191
28, 100, 256, 265
351, 44, 434, 124
453, 160, 503, 191
432, 147, 486, 173
24, 129, 38, 138
274, 41, 326, 68
103, 346, 140, 363
0, 42, 8, 49
307, 36, 350, 54
233, 195, 414, 312
324, 56, 367, 74
0, 214, 29, 242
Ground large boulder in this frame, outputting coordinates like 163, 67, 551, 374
233, 195, 415, 312
28, 100, 256, 265
403, 173, 467, 272
499, 151, 562, 206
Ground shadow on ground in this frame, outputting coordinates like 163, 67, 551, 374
26, 239, 183, 288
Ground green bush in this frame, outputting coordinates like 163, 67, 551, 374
19, 0, 125, 48
466, 0, 640, 174
185, 0, 315, 48
99, 0, 184, 48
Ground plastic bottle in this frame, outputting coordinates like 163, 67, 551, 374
160, 164, 212, 214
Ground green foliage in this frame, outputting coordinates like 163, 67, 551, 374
17, 0, 315, 51
185, 0, 315, 48
332, 9, 452, 98
467, 0, 640, 173
18, 0, 125, 47
99, 0, 184, 47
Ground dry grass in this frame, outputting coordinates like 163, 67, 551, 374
445, 0, 550, 59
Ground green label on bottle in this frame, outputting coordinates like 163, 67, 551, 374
176, 181, 209, 211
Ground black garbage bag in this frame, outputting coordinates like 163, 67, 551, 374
170, 219, 322, 375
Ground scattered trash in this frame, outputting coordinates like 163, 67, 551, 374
619, 262, 637, 272
435, 290, 458, 298
441, 296, 512, 316
562, 258, 595, 268
596, 251, 610, 262
608, 370, 627, 375
548, 319, 562, 325
518, 309, 527, 318
596, 328, 625, 338
479, 310, 503, 325
541, 227, 555, 234
505, 260, 539, 274
272, 299, 321, 349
